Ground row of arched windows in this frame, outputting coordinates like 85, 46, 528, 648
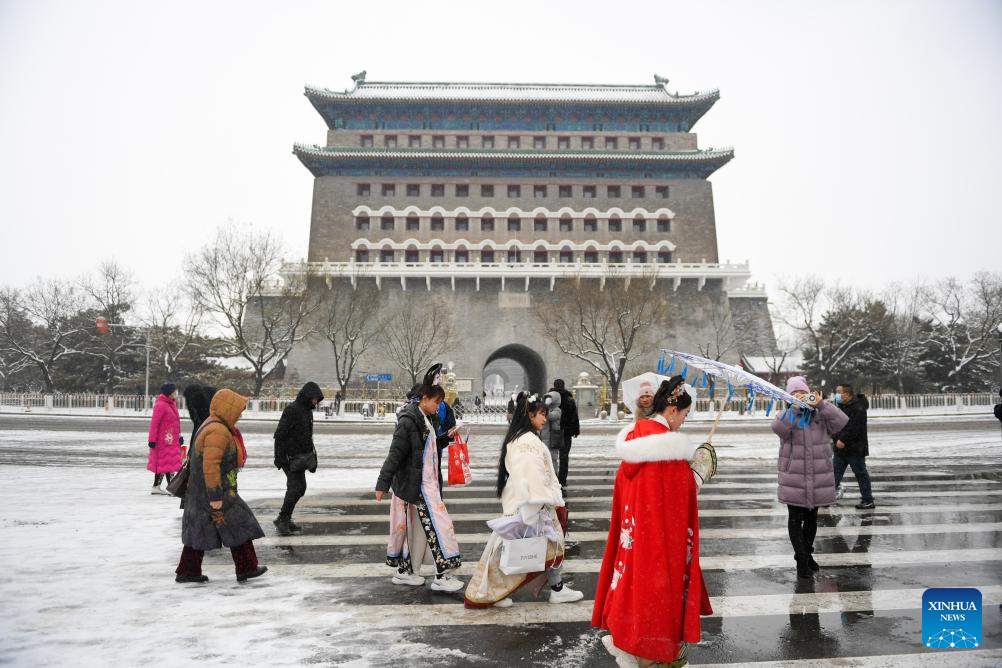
352, 247, 673, 265
354, 213, 671, 234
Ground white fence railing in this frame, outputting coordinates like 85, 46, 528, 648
0, 392, 998, 422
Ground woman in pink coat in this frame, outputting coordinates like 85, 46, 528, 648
148, 382, 184, 495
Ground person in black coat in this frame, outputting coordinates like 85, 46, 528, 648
832, 383, 875, 510
549, 379, 581, 492
182, 384, 217, 446
273, 381, 324, 535
994, 388, 1002, 440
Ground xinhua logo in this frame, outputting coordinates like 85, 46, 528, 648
922, 588, 982, 649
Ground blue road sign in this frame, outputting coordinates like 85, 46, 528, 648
364, 373, 393, 382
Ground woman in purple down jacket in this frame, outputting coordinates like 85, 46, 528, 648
772, 376, 848, 580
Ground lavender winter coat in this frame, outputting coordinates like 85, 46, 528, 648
772, 401, 849, 509
147, 393, 183, 474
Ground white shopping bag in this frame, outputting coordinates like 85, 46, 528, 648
498, 534, 547, 575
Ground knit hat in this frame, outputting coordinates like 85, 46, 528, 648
786, 376, 810, 394
638, 379, 656, 398
160, 382, 177, 396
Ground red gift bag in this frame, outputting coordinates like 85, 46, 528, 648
447, 429, 472, 486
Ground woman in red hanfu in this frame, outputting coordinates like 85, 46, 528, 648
592, 375, 712, 668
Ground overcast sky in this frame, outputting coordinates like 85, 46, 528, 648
0, 0, 999, 298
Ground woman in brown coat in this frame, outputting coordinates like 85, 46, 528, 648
175, 389, 267, 583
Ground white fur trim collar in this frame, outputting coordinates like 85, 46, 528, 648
615, 422, 696, 463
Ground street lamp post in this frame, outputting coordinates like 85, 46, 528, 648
96, 317, 152, 412
997, 323, 1002, 391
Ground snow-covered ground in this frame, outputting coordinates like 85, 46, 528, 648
0, 418, 1000, 666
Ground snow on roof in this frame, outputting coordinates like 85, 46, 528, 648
305, 81, 720, 105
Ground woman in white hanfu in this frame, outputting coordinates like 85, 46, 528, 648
464, 392, 584, 608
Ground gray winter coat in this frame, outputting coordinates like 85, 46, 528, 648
772, 401, 849, 509
540, 391, 563, 450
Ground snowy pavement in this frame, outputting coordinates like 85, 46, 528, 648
1, 415, 1001, 666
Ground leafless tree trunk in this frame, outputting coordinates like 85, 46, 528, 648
0, 281, 87, 392
536, 271, 666, 414
185, 226, 317, 397
377, 297, 456, 387
315, 273, 383, 401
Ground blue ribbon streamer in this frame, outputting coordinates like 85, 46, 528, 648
725, 382, 735, 404
765, 398, 774, 416
666, 355, 676, 375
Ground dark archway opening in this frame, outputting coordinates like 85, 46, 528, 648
482, 344, 548, 398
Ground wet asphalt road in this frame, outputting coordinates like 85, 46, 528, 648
2, 413, 1001, 665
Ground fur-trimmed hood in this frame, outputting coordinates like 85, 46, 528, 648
615, 418, 696, 465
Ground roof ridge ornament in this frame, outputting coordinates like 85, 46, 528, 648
654, 74, 669, 86
350, 70, 367, 89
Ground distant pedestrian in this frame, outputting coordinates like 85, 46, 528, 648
334, 390, 342, 414
593, 376, 711, 666
147, 382, 183, 495
549, 379, 580, 494
540, 390, 563, 473
272, 382, 324, 536
175, 389, 267, 583
464, 392, 582, 608
994, 388, 1002, 439
832, 383, 875, 510
772, 376, 849, 580
632, 377, 656, 422
376, 383, 464, 593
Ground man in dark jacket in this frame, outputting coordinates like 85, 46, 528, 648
550, 379, 581, 492
273, 381, 324, 535
832, 382, 875, 510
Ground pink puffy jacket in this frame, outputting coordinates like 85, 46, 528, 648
146, 393, 183, 473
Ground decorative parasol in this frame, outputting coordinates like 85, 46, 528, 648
656, 349, 816, 438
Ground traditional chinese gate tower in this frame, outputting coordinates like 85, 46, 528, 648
285, 73, 775, 396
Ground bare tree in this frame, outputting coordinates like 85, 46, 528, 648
0, 281, 87, 392
185, 226, 317, 397
696, 306, 737, 361
870, 282, 934, 393
78, 261, 144, 391
776, 277, 881, 390
924, 272, 1002, 390
377, 297, 456, 386
315, 274, 384, 401
142, 288, 205, 377
536, 272, 666, 412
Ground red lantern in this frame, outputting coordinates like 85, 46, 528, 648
95, 317, 110, 334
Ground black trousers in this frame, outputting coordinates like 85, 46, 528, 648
558, 433, 573, 488
279, 466, 307, 518
787, 504, 819, 559
153, 472, 174, 486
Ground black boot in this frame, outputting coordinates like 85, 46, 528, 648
175, 574, 209, 583
288, 519, 303, 534
795, 556, 813, 579
273, 516, 293, 536
807, 550, 820, 572
236, 566, 268, 582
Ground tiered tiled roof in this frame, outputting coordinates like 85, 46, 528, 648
293, 144, 734, 179
304, 80, 720, 106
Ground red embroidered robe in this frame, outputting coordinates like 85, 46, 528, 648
591, 417, 713, 662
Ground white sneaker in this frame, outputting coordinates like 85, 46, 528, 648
601, 635, 639, 668
151, 486, 169, 495
429, 574, 464, 593
391, 572, 425, 586
492, 597, 513, 608
835, 486, 845, 501
548, 584, 584, 604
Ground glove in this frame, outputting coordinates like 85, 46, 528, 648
148, 441, 156, 449
211, 509, 225, 526
179, 436, 185, 446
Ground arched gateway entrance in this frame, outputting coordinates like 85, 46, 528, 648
482, 344, 548, 400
